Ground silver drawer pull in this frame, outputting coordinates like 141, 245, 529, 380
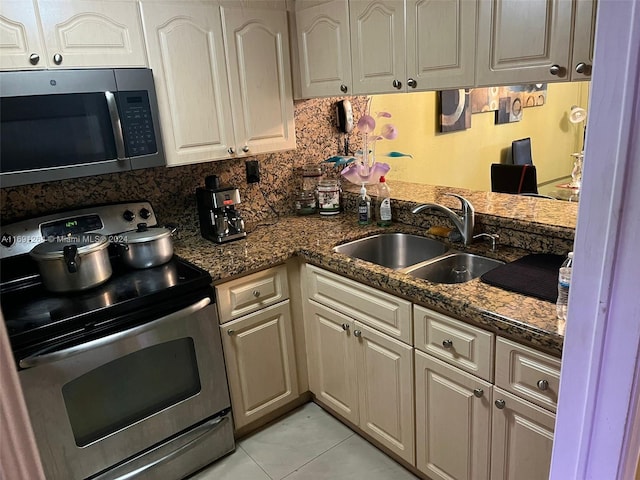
354, 330, 362, 338
537, 379, 549, 391
341, 323, 350, 331
473, 388, 484, 398
495, 399, 506, 409
442, 339, 453, 349
227, 329, 235, 336
252, 290, 261, 298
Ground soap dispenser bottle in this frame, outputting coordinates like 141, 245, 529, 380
358, 183, 372, 225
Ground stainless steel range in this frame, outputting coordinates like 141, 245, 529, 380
0, 202, 234, 480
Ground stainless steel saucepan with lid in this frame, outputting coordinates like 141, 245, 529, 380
30, 234, 112, 292
117, 223, 175, 269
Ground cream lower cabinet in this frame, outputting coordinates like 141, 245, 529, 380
415, 351, 492, 480
216, 265, 299, 430
490, 388, 555, 480
1, 0, 146, 71
306, 299, 415, 464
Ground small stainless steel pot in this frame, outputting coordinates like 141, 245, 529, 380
118, 223, 175, 269
30, 235, 112, 292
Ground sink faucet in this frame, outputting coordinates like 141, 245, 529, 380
412, 194, 475, 246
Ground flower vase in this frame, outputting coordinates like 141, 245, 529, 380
570, 153, 584, 189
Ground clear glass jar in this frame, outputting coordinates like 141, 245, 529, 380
295, 190, 317, 215
317, 179, 340, 215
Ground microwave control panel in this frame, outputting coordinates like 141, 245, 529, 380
118, 91, 158, 157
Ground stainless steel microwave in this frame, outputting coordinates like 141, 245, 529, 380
0, 68, 165, 188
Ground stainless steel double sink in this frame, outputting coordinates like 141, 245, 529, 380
333, 233, 503, 284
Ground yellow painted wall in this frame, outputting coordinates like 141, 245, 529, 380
369, 82, 590, 191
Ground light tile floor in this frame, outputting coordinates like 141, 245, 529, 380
189, 402, 419, 480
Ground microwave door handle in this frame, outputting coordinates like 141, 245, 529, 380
105, 91, 127, 161
18, 297, 211, 369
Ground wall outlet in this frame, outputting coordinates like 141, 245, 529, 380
246, 160, 260, 183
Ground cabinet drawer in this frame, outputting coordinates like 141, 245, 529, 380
305, 265, 412, 344
216, 265, 289, 323
414, 305, 494, 382
495, 337, 561, 413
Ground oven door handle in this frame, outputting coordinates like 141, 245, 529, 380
19, 297, 212, 369
105, 91, 127, 161
92, 413, 230, 480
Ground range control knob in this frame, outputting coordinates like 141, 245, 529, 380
139, 208, 152, 220
123, 210, 136, 222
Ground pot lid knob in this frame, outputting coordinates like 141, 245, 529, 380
137, 223, 149, 232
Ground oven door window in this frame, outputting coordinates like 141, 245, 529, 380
0, 93, 118, 172
62, 338, 201, 447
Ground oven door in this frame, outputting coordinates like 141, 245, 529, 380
18, 297, 231, 480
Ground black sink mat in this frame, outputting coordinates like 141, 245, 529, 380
480, 254, 565, 303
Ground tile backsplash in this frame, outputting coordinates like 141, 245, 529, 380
1, 97, 367, 228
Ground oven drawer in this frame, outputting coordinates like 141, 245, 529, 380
216, 265, 289, 323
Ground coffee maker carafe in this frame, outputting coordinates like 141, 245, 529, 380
196, 175, 247, 243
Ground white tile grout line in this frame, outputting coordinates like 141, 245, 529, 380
236, 444, 274, 480
279, 434, 356, 480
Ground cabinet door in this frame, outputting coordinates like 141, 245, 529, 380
476, 0, 573, 86
220, 301, 299, 429
141, 1, 235, 166
415, 350, 492, 480
37, 0, 147, 68
295, 0, 352, 97
490, 387, 555, 480
355, 321, 414, 464
0, 1, 46, 70
305, 300, 359, 425
350, 0, 405, 94
221, 4, 296, 156
571, 0, 597, 80
405, 0, 476, 90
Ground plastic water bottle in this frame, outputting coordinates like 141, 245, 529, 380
556, 252, 573, 320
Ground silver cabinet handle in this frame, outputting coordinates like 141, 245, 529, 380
227, 147, 235, 154
341, 323, 350, 331
442, 339, 453, 349
473, 388, 484, 398
242, 145, 249, 153
537, 379, 549, 391
340, 84, 348, 93
549, 64, 561, 75
354, 330, 362, 338
29, 53, 40, 65
392, 79, 402, 89
53, 53, 63, 65
19, 297, 211, 369
407, 78, 417, 88
575, 62, 591, 75
252, 290, 261, 298
105, 91, 127, 161
227, 329, 235, 336
495, 399, 506, 409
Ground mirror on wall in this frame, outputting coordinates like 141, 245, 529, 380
365, 82, 590, 199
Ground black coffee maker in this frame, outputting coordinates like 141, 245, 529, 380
196, 175, 247, 243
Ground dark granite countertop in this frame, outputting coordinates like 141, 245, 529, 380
174, 213, 566, 358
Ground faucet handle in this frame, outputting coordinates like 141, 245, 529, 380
444, 193, 474, 214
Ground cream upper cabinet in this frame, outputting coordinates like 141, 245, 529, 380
349, 0, 405, 94
415, 350, 492, 480
405, 0, 477, 90
140, 1, 235, 166
221, 4, 296, 156
1, 0, 146, 70
0, 1, 46, 70
220, 301, 299, 430
570, 0, 597, 81
295, 0, 352, 97
490, 387, 555, 480
476, 0, 573, 86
